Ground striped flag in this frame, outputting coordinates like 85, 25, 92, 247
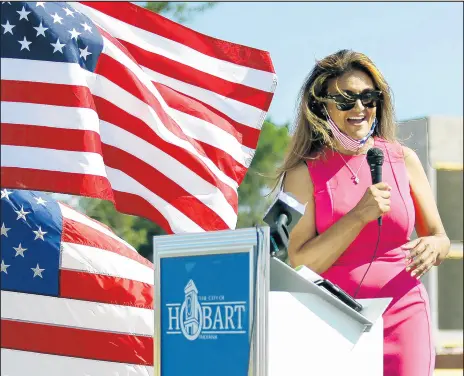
0, 2, 277, 234
1, 188, 155, 376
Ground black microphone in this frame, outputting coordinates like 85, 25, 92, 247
263, 191, 305, 260
366, 147, 384, 226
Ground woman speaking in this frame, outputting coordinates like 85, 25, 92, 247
279, 49, 451, 376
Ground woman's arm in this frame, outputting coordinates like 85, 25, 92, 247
283, 161, 389, 274
403, 146, 451, 266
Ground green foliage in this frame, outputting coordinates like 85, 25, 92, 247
236, 120, 290, 228
142, 2, 217, 23
79, 198, 166, 259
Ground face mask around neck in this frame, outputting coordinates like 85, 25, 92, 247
324, 109, 378, 152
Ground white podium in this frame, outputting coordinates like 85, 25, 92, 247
153, 227, 390, 376
269, 258, 391, 376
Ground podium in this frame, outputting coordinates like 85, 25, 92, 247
153, 227, 390, 376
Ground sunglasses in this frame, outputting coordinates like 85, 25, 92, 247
326, 90, 383, 111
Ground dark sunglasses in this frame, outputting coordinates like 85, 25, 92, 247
326, 90, 383, 111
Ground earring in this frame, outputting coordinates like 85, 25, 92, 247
321, 105, 328, 117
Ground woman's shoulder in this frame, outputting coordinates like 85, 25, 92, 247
375, 137, 406, 161
400, 145, 423, 173
285, 161, 311, 182
283, 161, 313, 202
401, 145, 418, 159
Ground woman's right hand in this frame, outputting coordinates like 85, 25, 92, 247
351, 182, 392, 225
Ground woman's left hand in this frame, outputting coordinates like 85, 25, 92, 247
403, 236, 441, 279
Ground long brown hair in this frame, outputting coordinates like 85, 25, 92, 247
276, 49, 396, 186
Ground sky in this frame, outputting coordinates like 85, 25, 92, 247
183, 2, 463, 126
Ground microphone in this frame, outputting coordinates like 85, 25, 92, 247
263, 191, 305, 261
366, 147, 384, 226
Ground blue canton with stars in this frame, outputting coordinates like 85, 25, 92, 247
1, 1, 103, 72
1, 189, 62, 296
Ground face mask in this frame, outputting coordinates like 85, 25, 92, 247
325, 110, 378, 152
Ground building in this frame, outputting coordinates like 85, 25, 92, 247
397, 116, 463, 368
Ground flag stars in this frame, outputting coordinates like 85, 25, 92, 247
33, 21, 48, 37
31, 264, 45, 278
63, 7, 75, 17
1, 20, 15, 35
14, 205, 30, 221
51, 38, 65, 53
33, 226, 47, 241
18, 36, 32, 51
36, 2, 45, 8
13, 243, 27, 257
51, 12, 63, 24
1, 260, 10, 274
1, 189, 13, 200
1, 223, 11, 237
16, 6, 31, 21
68, 28, 81, 41
81, 22, 92, 33
15, 205, 30, 219
79, 46, 92, 60
34, 196, 47, 206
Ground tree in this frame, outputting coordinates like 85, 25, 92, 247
142, 2, 216, 23
78, 198, 165, 257
236, 120, 290, 228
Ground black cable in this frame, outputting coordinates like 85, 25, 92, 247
353, 224, 382, 299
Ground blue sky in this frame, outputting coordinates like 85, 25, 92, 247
183, 2, 463, 125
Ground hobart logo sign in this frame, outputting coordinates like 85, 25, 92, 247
166, 280, 247, 341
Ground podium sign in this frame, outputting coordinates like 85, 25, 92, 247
154, 228, 269, 376
154, 227, 388, 376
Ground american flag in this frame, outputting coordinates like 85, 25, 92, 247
0, 2, 277, 234
1, 188, 155, 375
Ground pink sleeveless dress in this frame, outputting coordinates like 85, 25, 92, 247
307, 137, 435, 375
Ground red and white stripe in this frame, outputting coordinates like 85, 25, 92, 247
1, 203, 155, 375
0, 2, 277, 234
326, 117, 362, 151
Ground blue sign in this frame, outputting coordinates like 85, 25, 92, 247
160, 251, 251, 376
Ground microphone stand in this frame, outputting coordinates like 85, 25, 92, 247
269, 213, 290, 261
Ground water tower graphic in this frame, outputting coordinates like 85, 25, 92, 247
181, 279, 202, 340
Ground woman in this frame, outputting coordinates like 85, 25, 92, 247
280, 49, 450, 376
